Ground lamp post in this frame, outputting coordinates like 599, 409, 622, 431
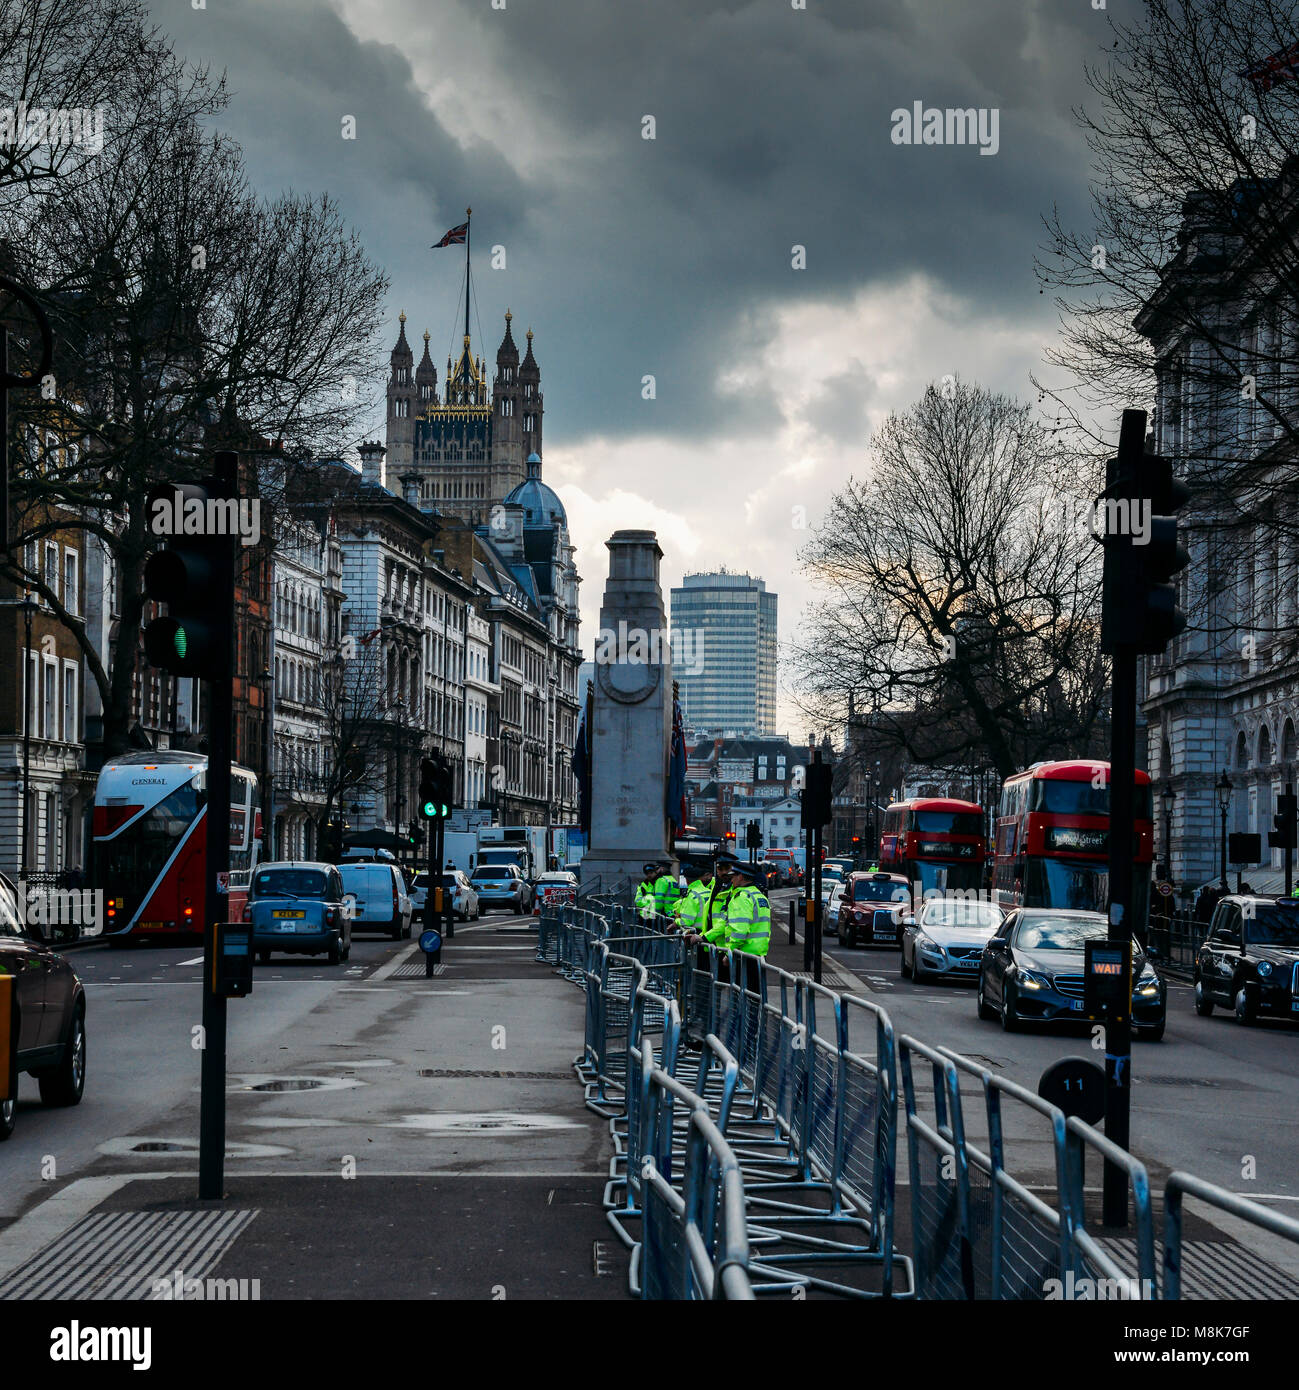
1216, 771, 1232, 893
1160, 782, 1175, 881
260, 664, 274, 861
18, 592, 36, 879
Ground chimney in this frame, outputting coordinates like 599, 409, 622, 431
358, 440, 386, 490
399, 472, 420, 508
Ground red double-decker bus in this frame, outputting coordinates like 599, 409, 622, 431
92, 750, 260, 941
993, 760, 1153, 926
878, 797, 987, 896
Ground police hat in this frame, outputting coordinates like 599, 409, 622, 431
714, 851, 741, 871
679, 860, 706, 878
728, 859, 765, 883
643, 863, 659, 876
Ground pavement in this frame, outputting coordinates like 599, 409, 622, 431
0, 911, 629, 1300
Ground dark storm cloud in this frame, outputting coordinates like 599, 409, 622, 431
149, 0, 1138, 446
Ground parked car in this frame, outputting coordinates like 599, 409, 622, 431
532, 870, 579, 914
1194, 895, 1299, 1023
245, 862, 353, 964
338, 861, 411, 940
976, 907, 1165, 1039
470, 865, 533, 914
765, 850, 802, 887
902, 897, 1005, 983
825, 878, 849, 936
0, 872, 86, 1142
835, 871, 912, 948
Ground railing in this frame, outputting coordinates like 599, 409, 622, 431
1144, 911, 1202, 973
536, 903, 1299, 1300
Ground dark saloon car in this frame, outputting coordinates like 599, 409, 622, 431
244, 862, 352, 964
0, 872, 86, 1141
976, 907, 1166, 1039
1195, 895, 1299, 1024
836, 871, 912, 948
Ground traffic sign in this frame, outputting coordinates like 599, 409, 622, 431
419, 928, 442, 955
1038, 1057, 1105, 1124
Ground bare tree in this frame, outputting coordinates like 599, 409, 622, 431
793, 380, 1109, 781
1036, 0, 1299, 653
0, 42, 387, 755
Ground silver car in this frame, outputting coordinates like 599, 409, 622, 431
901, 897, 1005, 984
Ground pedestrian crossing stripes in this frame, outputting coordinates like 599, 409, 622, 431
0, 1207, 257, 1300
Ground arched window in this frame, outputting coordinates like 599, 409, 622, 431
1283, 718, 1297, 764
1259, 725, 1273, 767
1236, 731, 1249, 769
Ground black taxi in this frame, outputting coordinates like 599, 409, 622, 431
1194, 894, 1299, 1024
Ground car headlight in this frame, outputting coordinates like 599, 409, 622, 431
1135, 968, 1162, 996
1257, 960, 1274, 979
1017, 968, 1048, 991
916, 934, 941, 955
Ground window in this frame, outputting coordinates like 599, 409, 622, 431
26, 651, 37, 736
62, 662, 78, 743
43, 657, 56, 739
44, 542, 58, 604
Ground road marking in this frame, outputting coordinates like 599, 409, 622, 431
370, 941, 419, 981
178, 956, 205, 966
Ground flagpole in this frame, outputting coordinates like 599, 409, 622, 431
464, 206, 472, 376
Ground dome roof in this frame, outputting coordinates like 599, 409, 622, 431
504, 454, 566, 527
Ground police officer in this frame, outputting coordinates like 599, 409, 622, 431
672, 860, 712, 934
652, 861, 682, 919
635, 863, 658, 921
697, 852, 739, 948
724, 859, 772, 959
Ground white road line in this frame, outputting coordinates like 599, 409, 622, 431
178, 956, 205, 966
370, 941, 419, 981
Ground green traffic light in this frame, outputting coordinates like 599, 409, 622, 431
173, 626, 187, 659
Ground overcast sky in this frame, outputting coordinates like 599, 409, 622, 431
153, 0, 1140, 736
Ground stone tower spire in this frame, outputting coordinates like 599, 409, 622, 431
493, 309, 523, 478
385, 310, 417, 473
519, 326, 543, 462
415, 328, 438, 409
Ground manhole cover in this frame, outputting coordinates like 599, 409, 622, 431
247, 1078, 327, 1092
418, 1068, 572, 1080
389, 1112, 581, 1135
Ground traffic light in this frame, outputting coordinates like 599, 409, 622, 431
745, 822, 762, 850
418, 755, 453, 820
142, 479, 235, 679
1098, 410, 1191, 655
800, 760, 833, 829
1270, 791, 1298, 851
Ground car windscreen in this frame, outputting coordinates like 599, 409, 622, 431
252, 869, 329, 898
853, 879, 908, 903
1014, 915, 1108, 950
820, 867, 845, 882
922, 900, 1002, 929
440, 875, 460, 889
472, 868, 511, 880
1245, 908, 1299, 948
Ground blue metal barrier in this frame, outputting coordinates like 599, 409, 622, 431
1163, 1171, 1299, 1300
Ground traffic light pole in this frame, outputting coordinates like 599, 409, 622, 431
199, 451, 237, 1201
1104, 639, 1136, 1227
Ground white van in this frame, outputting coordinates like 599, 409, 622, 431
338, 862, 412, 940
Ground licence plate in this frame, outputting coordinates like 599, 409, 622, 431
1291, 1001, 1299, 1013
1071, 1000, 1085, 1011
138, 921, 164, 931
272, 909, 305, 918
875, 931, 896, 941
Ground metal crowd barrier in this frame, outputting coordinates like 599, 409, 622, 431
1163, 1172, 1299, 1301
541, 903, 1298, 1300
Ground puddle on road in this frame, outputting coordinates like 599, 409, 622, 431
387, 1112, 581, 1135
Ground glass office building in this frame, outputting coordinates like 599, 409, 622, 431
669, 571, 777, 736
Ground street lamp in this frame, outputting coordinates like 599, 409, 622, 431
18, 592, 36, 879
260, 664, 274, 861
1216, 771, 1233, 892
1160, 782, 1175, 880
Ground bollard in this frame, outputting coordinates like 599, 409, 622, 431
419, 926, 443, 976
788, 899, 797, 945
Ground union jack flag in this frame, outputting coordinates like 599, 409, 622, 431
431, 221, 469, 248
1242, 40, 1299, 92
